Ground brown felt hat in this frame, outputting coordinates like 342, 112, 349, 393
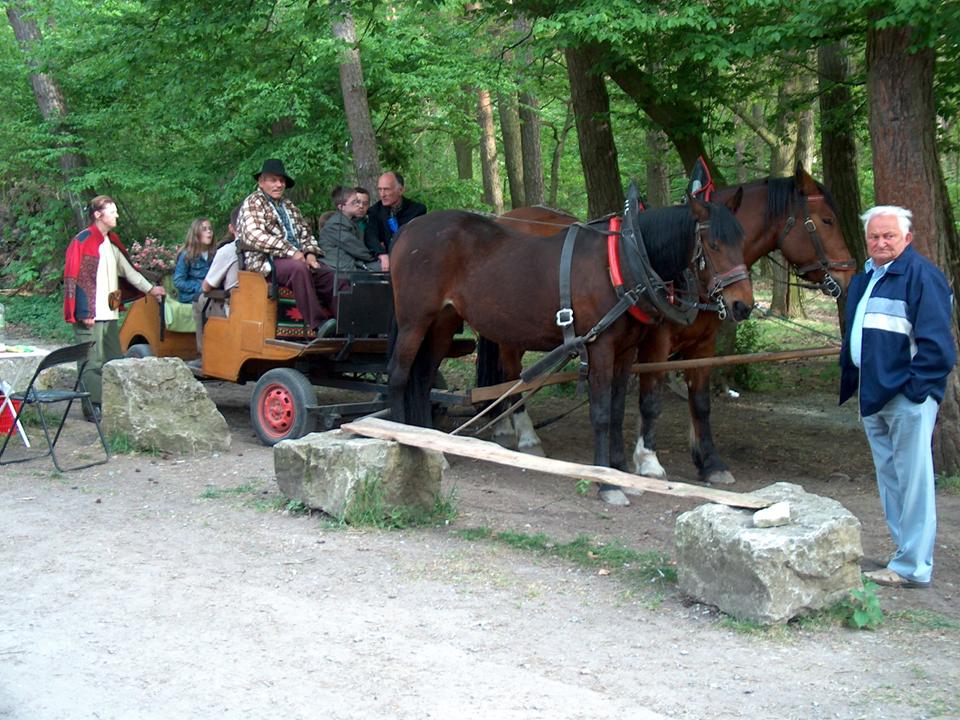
253, 158, 295, 189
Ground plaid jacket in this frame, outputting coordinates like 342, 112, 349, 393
236, 190, 322, 274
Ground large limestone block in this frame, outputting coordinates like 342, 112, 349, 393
274, 429, 444, 519
675, 482, 862, 624
102, 357, 230, 453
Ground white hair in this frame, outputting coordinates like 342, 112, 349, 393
861, 205, 912, 236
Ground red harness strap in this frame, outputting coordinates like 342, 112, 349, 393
606, 215, 654, 324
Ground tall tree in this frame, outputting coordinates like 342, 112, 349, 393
332, 9, 381, 194
564, 45, 623, 217
6, 1, 86, 227
498, 91, 525, 208
477, 88, 504, 213
645, 128, 670, 208
867, 16, 960, 473
818, 40, 865, 269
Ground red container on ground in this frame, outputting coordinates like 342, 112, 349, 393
0, 395, 23, 434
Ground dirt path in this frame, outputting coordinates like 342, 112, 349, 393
1, 374, 959, 719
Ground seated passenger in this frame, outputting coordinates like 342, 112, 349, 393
318, 186, 382, 273
192, 207, 242, 358
236, 158, 337, 339
354, 185, 371, 238
365, 172, 426, 255
173, 218, 214, 304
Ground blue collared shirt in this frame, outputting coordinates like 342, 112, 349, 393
849, 258, 892, 368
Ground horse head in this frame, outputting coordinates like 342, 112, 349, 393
687, 190, 754, 323
770, 164, 857, 299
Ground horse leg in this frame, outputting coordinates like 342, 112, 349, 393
608, 347, 635, 472
388, 322, 432, 426
503, 347, 545, 456
633, 327, 672, 478
588, 340, 630, 507
487, 344, 519, 449
686, 366, 735, 485
421, 308, 462, 425
633, 375, 668, 478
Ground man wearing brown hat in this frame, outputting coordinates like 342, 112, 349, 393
237, 159, 337, 338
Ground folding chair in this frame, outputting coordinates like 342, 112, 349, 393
0, 341, 111, 472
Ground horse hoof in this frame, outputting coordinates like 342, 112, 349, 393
705, 470, 736, 485
490, 433, 518, 450
633, 456, 667, 479
598, 487, 630, 506
517, 443, 546, 457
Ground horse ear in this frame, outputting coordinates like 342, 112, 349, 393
725, 187, 744, 213
686, 192, 709, 220
794, 162, 818, 195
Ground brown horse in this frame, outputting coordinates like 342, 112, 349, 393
633, 165, 856, 485
388, 195, 753, 505
483, 165, 855, 485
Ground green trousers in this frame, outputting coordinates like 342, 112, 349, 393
73, 320, 121, 405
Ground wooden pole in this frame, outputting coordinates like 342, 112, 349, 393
342, 417, 771, 509
469, 346, 840, 404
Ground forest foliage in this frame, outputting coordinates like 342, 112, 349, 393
1, 0, 959, 288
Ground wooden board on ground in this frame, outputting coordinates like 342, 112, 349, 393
341, 417, 770, 510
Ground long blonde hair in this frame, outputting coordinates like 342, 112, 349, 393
181, 218, 213, 262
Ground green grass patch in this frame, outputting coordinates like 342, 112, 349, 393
455, 526, 676, 586
200, 482, 258, 500
4, 293, 72, 343
936, 474, 960, 495
341, 473, 458, 529
107, 432, 162, 456
888, 608, 960, 631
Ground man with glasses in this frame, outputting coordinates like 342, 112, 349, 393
318, 186, 383, 272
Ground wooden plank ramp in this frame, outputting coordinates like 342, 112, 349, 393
341, 417, 770, 510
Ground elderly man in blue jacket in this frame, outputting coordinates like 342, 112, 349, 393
840, 205, 956, 589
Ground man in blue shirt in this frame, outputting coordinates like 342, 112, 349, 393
840, 205, 956, 588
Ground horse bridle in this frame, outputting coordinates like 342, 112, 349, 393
691, 220, 750, 321
776, 195, 857, 298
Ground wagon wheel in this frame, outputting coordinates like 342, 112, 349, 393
250, 368, 317, 445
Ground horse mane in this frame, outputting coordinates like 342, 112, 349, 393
765, 176, 839, 225
635, 203, 743, 281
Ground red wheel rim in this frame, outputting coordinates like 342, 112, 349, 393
258, 383, 296, 438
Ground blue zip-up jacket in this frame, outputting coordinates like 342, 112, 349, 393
173, 251, 212, 304
840, 244, 956, 416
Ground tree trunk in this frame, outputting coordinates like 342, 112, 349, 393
477, 88, 503, 214
645, 128, 670, 208
453, 138, 473, 181
7, 2, 87, 228
498, 91, 524, 208
867, 20, 960, 473
818, 41, 865, 269
547, 102, 575, 208
518, 91, 545, 206
564, 45, 623, 218
332, 11, 380, 195
768, 72, 802, 318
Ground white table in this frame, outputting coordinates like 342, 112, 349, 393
0, 347, 51, 448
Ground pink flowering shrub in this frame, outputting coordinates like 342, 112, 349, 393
129, 236, 178, 275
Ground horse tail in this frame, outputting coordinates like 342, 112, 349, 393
387, 319, 435, 427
